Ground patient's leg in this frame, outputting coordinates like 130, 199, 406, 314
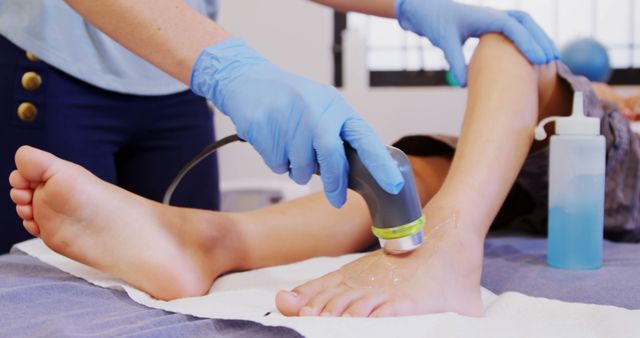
275, 33, 573, 317
9, 146, 245, 300
8, 141, 450, 301
8, 146, 379, 300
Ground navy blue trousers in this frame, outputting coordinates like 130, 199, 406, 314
0, 36, 220, 252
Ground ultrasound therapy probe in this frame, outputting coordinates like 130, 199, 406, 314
163, 134, 425, 254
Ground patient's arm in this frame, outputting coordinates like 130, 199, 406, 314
592, 83, 640, 119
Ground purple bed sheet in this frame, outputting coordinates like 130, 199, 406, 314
0, 235, 638, 337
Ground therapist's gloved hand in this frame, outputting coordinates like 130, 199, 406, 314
191, 38, 404, 208
395, 0, 558, 86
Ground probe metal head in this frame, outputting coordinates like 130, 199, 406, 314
379, 228, 425, 254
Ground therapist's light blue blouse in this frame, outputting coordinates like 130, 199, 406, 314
0, 0, 218, 95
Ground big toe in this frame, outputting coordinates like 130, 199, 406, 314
15, 146, 58, 183
275, 290, 305, 316
276, 272, 343, 316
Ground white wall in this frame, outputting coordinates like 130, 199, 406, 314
215, 0, 637, 196
215, 0, 332, 195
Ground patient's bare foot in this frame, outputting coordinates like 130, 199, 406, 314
275, 211, 484, 317
9, 146, 246, 300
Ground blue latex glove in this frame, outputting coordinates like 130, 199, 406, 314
396, 0, 558, 86
191, 38, 404, 208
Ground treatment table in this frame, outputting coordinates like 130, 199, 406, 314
0, 233, 638, 337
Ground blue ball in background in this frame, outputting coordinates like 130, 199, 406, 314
560, 38, 612, 82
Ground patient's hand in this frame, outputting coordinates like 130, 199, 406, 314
275, 208, 484, 317
592, 83, 640, 119
623, 94, 640, 120
592, 82, 624, 105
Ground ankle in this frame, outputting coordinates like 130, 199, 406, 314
171, 208, 248, 273
433, 231, 485, 297
424, 190, 493, 241
421, 203, 485, 274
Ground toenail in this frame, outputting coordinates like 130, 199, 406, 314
299, 306, 313, 316
320, 312, 332, 317
342, 313, 351, 318
289, 291, 299, 298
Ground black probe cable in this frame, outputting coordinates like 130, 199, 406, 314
162, 134, 245, 205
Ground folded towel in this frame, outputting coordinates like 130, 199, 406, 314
14, 239, 639, 338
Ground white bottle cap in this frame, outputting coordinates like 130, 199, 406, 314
534, 92, 601, 141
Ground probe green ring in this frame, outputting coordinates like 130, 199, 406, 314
371, 215, 425, 240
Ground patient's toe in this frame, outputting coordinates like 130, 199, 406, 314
369, 301, 404, 317
275, 291, 302, 316
23, 220, 40, 237
16, 204, 33, 220
301, 286, 344, 316
343, 293, 387, 317
10, 188, 33, 205
15, 146, 57, 183
9, 170, 30, 189
321, 289, 366, 316
276, 271, 343, 316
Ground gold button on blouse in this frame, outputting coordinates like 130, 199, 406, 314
25, 51, 40, 62
21, 72, 42, 91
17, 102, 38, 122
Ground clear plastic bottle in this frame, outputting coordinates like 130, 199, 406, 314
534, 92, 605, 269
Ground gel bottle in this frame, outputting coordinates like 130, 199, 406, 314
534, 92, 605, 269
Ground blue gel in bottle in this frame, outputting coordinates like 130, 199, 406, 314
535, 92, 605, 269
547, 175, 604, 269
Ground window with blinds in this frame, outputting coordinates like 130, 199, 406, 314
333, 0, 640, 86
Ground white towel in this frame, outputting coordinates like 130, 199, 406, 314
14, 239, 640, 338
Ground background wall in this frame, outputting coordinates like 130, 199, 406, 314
215, 0, 333, 196
214, 0, 637, 198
